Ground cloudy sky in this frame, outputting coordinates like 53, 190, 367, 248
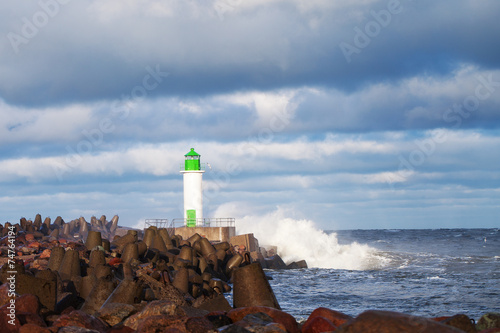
1, 0, 499, 231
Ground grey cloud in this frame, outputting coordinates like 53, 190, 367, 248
1, 0, 499, 230
1, 1, 499, 107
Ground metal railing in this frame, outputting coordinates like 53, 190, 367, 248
144, 219, 170, 229
170, 217, 235, 228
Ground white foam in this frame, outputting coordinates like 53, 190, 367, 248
223, 206, 385, 270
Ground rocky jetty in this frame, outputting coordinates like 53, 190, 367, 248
0, 214, 499, 333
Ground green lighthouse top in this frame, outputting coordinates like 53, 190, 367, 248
185, 148, 200, 157
184, 148, 201, 170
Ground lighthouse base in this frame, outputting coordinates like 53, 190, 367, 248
175, 226, 236, 243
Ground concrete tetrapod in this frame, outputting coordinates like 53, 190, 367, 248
102, 239, 110, 252
49, 228, 59, 239
198, 238, 215, 257
80, 275, 97, 299
100, 278, 140, 309
143, 228, 156, 248
89, 248, 106, 268
121, 243, 139, 263
158, 228, 174, 249
232, 262, 281, 310
79, 220, 89, 239
110, 215, 119, 233
225, 253, 243, 278
58, 249, 81, 281
151, 234, 168, 253
178, 246, 194, 266
137, 241, 147, 257
187, 233, 202, 246
61, 223, 71, 237
85, 231, 103, 251
172, 267, 190, 294
47, 246, 65, 271
80, 277, 116, 315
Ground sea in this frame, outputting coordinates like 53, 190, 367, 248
226, 227, 500, 323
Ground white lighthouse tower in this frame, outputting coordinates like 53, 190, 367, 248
180, 148, 205, 227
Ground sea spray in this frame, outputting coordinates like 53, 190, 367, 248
233, 208, 385, 270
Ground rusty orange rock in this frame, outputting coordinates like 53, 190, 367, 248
123, 299, 178, 330
40, 249, 51, 259
107, 324, 136, 333
51, 310, 109, 332
301, 316, 337, 333
335, 310, 465, 333
228, 306, 299, 333
0, 305, 21, 332
265, 322, 289, 333
304, 307, 353, 328
108, 257, 123, 266
0, 283, 15, 307
28, 241, 41, 248
0, 297, 45, 331
185, 316, 216, 333
135, 314, 189, 333
17, 312, 47, 328
19, 323, 51, 333
204, 311, 232, 328
16, 294, 40, 315
438, 314, 477, 333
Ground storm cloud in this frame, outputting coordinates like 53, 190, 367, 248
1, 0, 499, 229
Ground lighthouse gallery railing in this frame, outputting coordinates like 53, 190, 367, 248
171, 217, 235, 228
144, 218, 235, 230
144, 219, 169, 228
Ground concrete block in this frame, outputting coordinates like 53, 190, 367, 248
230, 234, 259, 252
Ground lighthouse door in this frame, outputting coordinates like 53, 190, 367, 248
186, 209, 196, 227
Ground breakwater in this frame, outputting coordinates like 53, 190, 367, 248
0, 214, 498, 332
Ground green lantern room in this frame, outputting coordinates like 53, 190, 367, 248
184, 148, 201, 171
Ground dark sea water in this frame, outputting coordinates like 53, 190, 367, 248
228, 228, 500, 322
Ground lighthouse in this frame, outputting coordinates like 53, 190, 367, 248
180, 148, 205, 227
144, 148, 235, 242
